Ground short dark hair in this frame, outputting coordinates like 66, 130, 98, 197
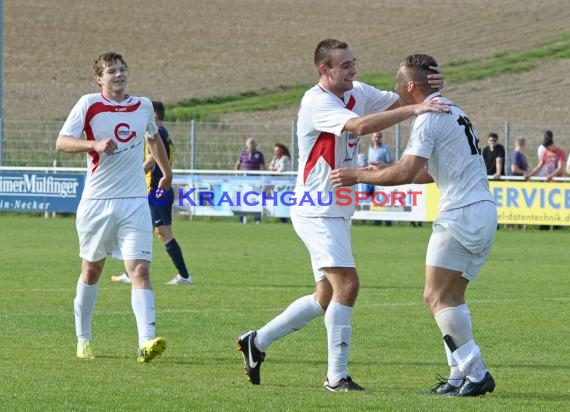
543, 132, 554, 147
488, 132, 499, 141
401, 54, 438, 90
152, 101, 165, 121
314, 39, 349, 68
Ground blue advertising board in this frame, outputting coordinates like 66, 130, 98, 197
0, 171, 84, 213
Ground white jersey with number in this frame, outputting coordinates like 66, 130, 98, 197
294, 81, 398, 218
403, 93, 494, 211
60, 93, 158, 200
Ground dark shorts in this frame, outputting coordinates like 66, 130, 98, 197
149, 188, 174, 227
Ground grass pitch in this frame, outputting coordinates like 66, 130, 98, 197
1, 215, 569, 411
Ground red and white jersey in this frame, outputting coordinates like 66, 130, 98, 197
293, 81, 398, 218
60, 93, 158, 199
403, 93, 494, 211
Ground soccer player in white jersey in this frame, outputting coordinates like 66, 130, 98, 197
237, 39, 449, 391
331, 54, 497, 397
56, 52, 173, 363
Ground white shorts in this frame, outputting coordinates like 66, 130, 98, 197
426, 201, 497, 281
76, 197, 153, 262
291, 211, 355, 283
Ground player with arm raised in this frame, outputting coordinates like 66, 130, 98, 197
237, 40, 448, 391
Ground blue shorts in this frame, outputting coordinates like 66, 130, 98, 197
149, 188, 174, 227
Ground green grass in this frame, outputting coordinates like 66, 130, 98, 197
1, 215, 569, 411
167, 34, 570, 121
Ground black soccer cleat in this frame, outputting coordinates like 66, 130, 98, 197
456, 372, 495, 397
430, 375, 463, 395
324, 376, 365, 392
236, 330, 265, 385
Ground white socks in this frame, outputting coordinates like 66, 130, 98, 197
435, 304, 487, 383
131, 288, 156, 346
74, 279, 157, 348
254, 295, 354, 386
453, 339, 487, 383
324, 301, 353, 385
74, 279, 99, 342
255, 294, 325, 352
434, 304, 472, 348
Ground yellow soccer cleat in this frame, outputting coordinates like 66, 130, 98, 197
77, 340, 95, 360
137, 337, 166, 364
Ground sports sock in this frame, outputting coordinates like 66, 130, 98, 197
435, 304, 487, 383
434, 305, 473, 349
443, 343, 463, 386
255, 294, 324, 352
74, 279, 99, 342
439, 304, 471, 385
131, 288, 157, 346
165, 238, 190, 279
452, 339, 488, 383
324, 301, 353, 385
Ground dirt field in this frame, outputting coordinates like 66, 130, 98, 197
5, 0, 570, 128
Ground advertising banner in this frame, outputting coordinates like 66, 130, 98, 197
0, 171, 84, 213
3, 169, 568, 226
491, 180, 570, 226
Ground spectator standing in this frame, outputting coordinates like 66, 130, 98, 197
112, 101, 193, 286
366, 131, 394, 226
509, 137, 529, 176
525, 133, 565, 182
482, 133, 505, 179
55, 52, 172, 363
367, 131, 393, 167
235, 137, 266, 223
537, 130, 553, 163
267, 142, 291, 223
268, 142, 291, 172
525, 132, 565, 230
235, 137, 266, 171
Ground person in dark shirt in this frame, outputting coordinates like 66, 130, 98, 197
112, 101, 192, 286
482, 132, 505, 179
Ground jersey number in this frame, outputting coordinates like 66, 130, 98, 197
457, 115, 481, 155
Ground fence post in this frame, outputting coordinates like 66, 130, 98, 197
0, 118, 3, 166
190, 119, 196, 170
290, 119, 297, 170
395, 123, 401, 160
504, 121, 511, 176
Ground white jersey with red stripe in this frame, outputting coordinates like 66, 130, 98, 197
60, 93, 158, 200
293, 81, 398, 218
403, 93, 494, 211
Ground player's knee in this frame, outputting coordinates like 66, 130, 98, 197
423, 288, 437, 311
81, 262, 103, 284
340, 277, 360, 303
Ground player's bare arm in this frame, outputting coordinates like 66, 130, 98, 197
143, 154, 156, 173
146, 133, 172, 191
411, 167, 434, 184
343, 101, 449, 136
56, 135, 117, 155
331, 154, 428, 187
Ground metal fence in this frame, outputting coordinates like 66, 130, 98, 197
1, 119, 570, 171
